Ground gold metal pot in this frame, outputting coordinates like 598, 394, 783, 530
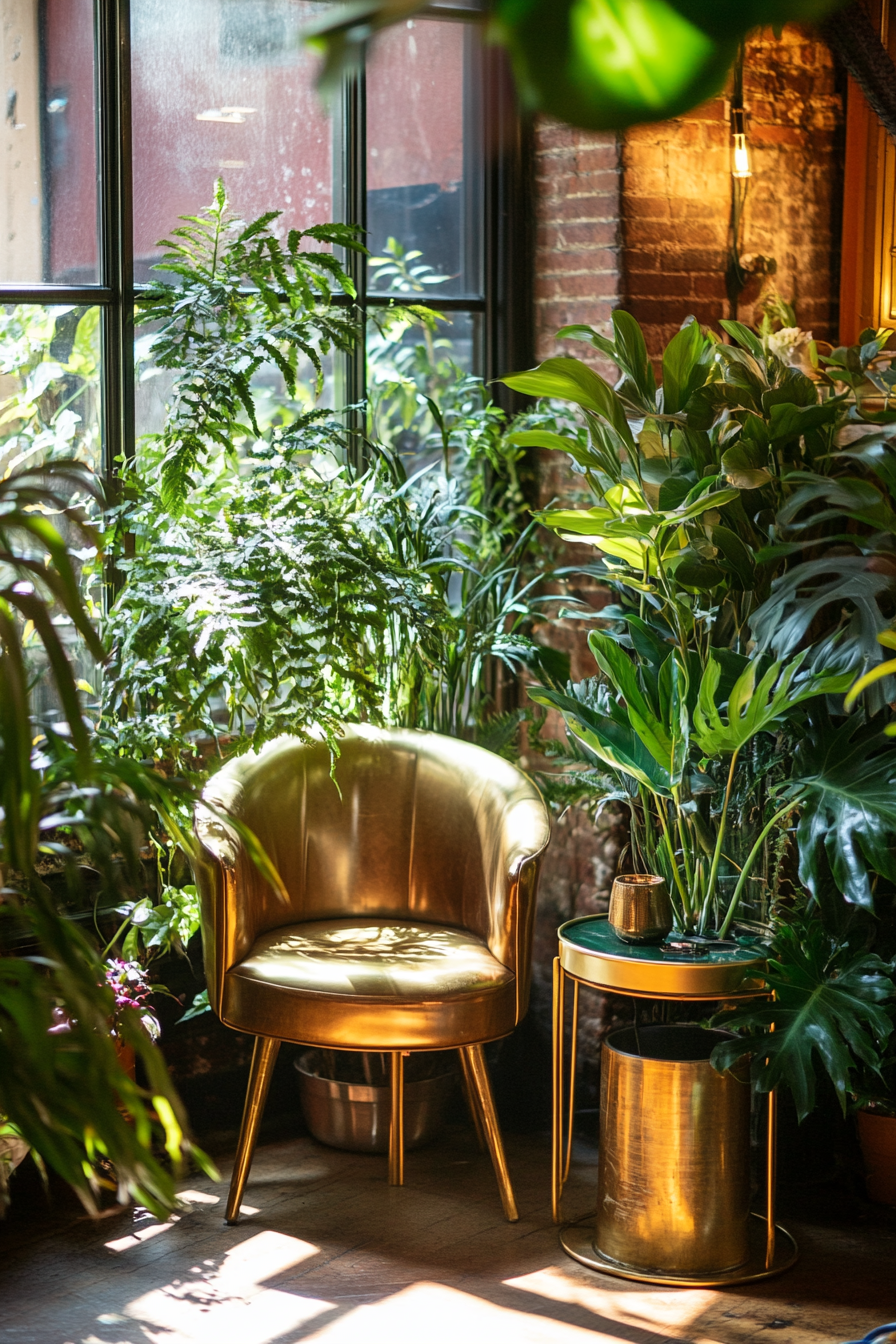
596, 1024, 751, 1277
608, 873, 673, 945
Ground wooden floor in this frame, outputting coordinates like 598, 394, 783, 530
1, 1124, 894, 1344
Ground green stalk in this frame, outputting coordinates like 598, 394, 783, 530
673, 791, 694, 894
700, 747, 739, 933
657, 799, 690, 923
717, 794, 803, 938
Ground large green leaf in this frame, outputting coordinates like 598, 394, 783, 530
793, 714, 896, 911
495, 0, 738, 132
751, 556, 894, 666
527, 683, 672, 794
611, 309, 656, 407
711, 920, 894, 1120
587, 629, 676, 772
501, 357, 634, 446
692, 652, 853, 757
661, 318, 709, 415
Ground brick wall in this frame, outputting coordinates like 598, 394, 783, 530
622, 24, 845, 356
533, 121, 622, 361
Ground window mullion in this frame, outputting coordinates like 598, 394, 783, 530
97, 0, 134, 484
335, 63, 367, 460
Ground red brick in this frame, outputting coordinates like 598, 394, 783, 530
536, 220, 619, 250
538, 247, 619, 276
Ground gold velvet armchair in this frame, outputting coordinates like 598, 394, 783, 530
192, 726, 551, 1224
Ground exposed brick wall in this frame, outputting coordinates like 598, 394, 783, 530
533, 121, 622, 361
622, 24, 845, 356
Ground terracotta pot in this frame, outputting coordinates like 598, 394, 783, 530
857, 1108, 896, 1205
114, 1037, 137, 1081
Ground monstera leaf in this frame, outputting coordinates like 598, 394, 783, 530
692, 651, 851, 758
793, 714, 896, 912
711, 920, 894, 1120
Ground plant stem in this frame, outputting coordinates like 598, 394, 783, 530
658, 800, 690, 923
700, 747, 739, 933
717, 794, 803, 938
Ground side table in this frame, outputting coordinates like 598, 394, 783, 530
552, 914, 798, 1287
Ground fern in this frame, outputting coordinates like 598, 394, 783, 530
137, 181, 365, 510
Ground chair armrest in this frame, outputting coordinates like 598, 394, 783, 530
503, 793, 552, 878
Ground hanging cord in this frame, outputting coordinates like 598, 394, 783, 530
726, 44, 751, 319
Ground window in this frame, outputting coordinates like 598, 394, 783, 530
1, 0, 530, 479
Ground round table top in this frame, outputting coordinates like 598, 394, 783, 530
558, 914, 768, 1000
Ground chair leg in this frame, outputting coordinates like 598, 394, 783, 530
389, 1050, 405, 1186
458, 1048, 487, 1152
461, 1043, 519, 1223
225, 1035, 280, 1224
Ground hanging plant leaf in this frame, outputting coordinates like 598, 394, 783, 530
673, 0, 845, 42
493, 0, 737, 132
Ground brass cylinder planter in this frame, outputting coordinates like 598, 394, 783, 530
596, 1024, 751, 1278
608, 873, 673, 945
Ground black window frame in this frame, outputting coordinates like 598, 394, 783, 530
0, 0, 532, 487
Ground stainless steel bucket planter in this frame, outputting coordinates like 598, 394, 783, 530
295, 1050, 457, 1153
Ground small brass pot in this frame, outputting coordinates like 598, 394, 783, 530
608, 873, 673, 945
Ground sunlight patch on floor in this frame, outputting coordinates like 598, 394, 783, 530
301, 1280, 624, 1343
505, 1265, 719, 1334
123, 1229, 327, 1344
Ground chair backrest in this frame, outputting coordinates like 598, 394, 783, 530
193, 726, 551, 1013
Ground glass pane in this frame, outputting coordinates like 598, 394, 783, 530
135, 314, 334, 450
0, 303, 102, 723
367, 308, 477, 460
1, 0, 99, 283
366, 19, 481, 300
0, 303, 101, 474
131, 0, 333, 283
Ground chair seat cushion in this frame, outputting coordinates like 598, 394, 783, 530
222, 918, 517, 1050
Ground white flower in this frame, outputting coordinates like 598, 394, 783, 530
767, 326, 814, 371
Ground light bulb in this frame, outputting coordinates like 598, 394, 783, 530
732, 132, 751, 179
730, 105, 752, 180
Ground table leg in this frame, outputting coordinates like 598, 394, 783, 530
552, 957, 564, 1224
766, 1086, 777, 1269
564, 978, 579, 1183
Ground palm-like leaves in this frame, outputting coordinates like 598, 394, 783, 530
0, 463, 216, 1216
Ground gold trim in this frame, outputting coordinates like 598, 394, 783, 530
559, 915, 766, 998
560, 1214, 798, 1288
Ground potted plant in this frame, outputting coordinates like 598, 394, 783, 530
94, 185, 557, 1140
502, 306, 896, 1119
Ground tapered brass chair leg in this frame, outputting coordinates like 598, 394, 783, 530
225, 1035, 280, 1224
389, 1050, 405, 1186
461, 1043, 518, 1222
458, 1048, 487, 1152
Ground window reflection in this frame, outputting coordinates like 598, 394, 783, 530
131, 0, 332, 282
0, 0, 98, 283
367, 20, 481, 299
367, 309, 476, 460
0, 304, 101, 474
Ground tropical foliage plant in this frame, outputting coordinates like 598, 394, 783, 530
503, 306, 896, 1111
504, 309, 896, 935
0, 462, 214, 1216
